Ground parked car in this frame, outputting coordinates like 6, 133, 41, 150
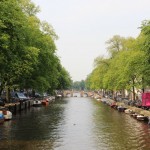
0, 98, 5, 106
11, 92, 29, 102
134, 100, 142, 108
34, 92, 42, 98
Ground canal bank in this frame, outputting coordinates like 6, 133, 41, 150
94, 96, 150, 125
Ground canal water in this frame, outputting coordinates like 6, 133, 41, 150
0, 96, 150, 150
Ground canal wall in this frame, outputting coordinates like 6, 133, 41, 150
4, 100, 34, 114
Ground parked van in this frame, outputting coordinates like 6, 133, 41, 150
1, 91, 28, 103
142, 93, 150, 108
11, 92, 29, 102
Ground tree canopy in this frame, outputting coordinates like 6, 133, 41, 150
86, 22, 150, 99
0, 0, 72, 99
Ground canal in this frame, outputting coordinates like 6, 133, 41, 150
0, 96, 150, 150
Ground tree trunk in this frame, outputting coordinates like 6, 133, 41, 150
121, 89, 125, 98
142, 77, 145, 93
6, 86, 11, 103
132, 78, 135, 101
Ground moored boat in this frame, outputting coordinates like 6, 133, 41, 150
42, 99, 49, 106
124, 109, 133, 114
33, 100, 42, 107
96, 98, 101, 102
0, 109, 12, 121
137, 115, 148, 121
56, 94, 62, 98
2, 110, 12, 120
117, 106, 127, 112
0, 113, 4, 124
131, 113, 138, 118
110, 102, 117, 108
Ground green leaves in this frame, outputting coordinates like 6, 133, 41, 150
140, 20, 150, 85
41, 21, 58, 40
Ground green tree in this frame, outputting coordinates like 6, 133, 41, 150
0, 0, 39, 97
86, 33, 146, 100
106, 35, 125, 57
140, 20, 150, 86
0, 0, 72, 99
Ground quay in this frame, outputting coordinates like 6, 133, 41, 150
1, 96, 55, 115
4, 100, 34, 114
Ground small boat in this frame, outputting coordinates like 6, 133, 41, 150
56, 94, 62, 97
137, 115, 148, 121
124, 109, 133, 114
0, 109, 12, 121
0, 113, 4, 124
131, 113, 138, 118
33, 100, 42, 107
117, 106, 126, 112
110, 102, 117, 108
96, 98, 101, 102
2, 110, 12, 120
42, 99, 49, 106
48, 96, 55, 102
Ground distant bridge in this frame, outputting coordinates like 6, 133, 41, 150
63, 90, 93, 97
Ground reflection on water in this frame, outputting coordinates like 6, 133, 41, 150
92, 101, 150, 150
0, 97, 150, 150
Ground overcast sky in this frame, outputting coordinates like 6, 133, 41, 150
32, 0, 150, 81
